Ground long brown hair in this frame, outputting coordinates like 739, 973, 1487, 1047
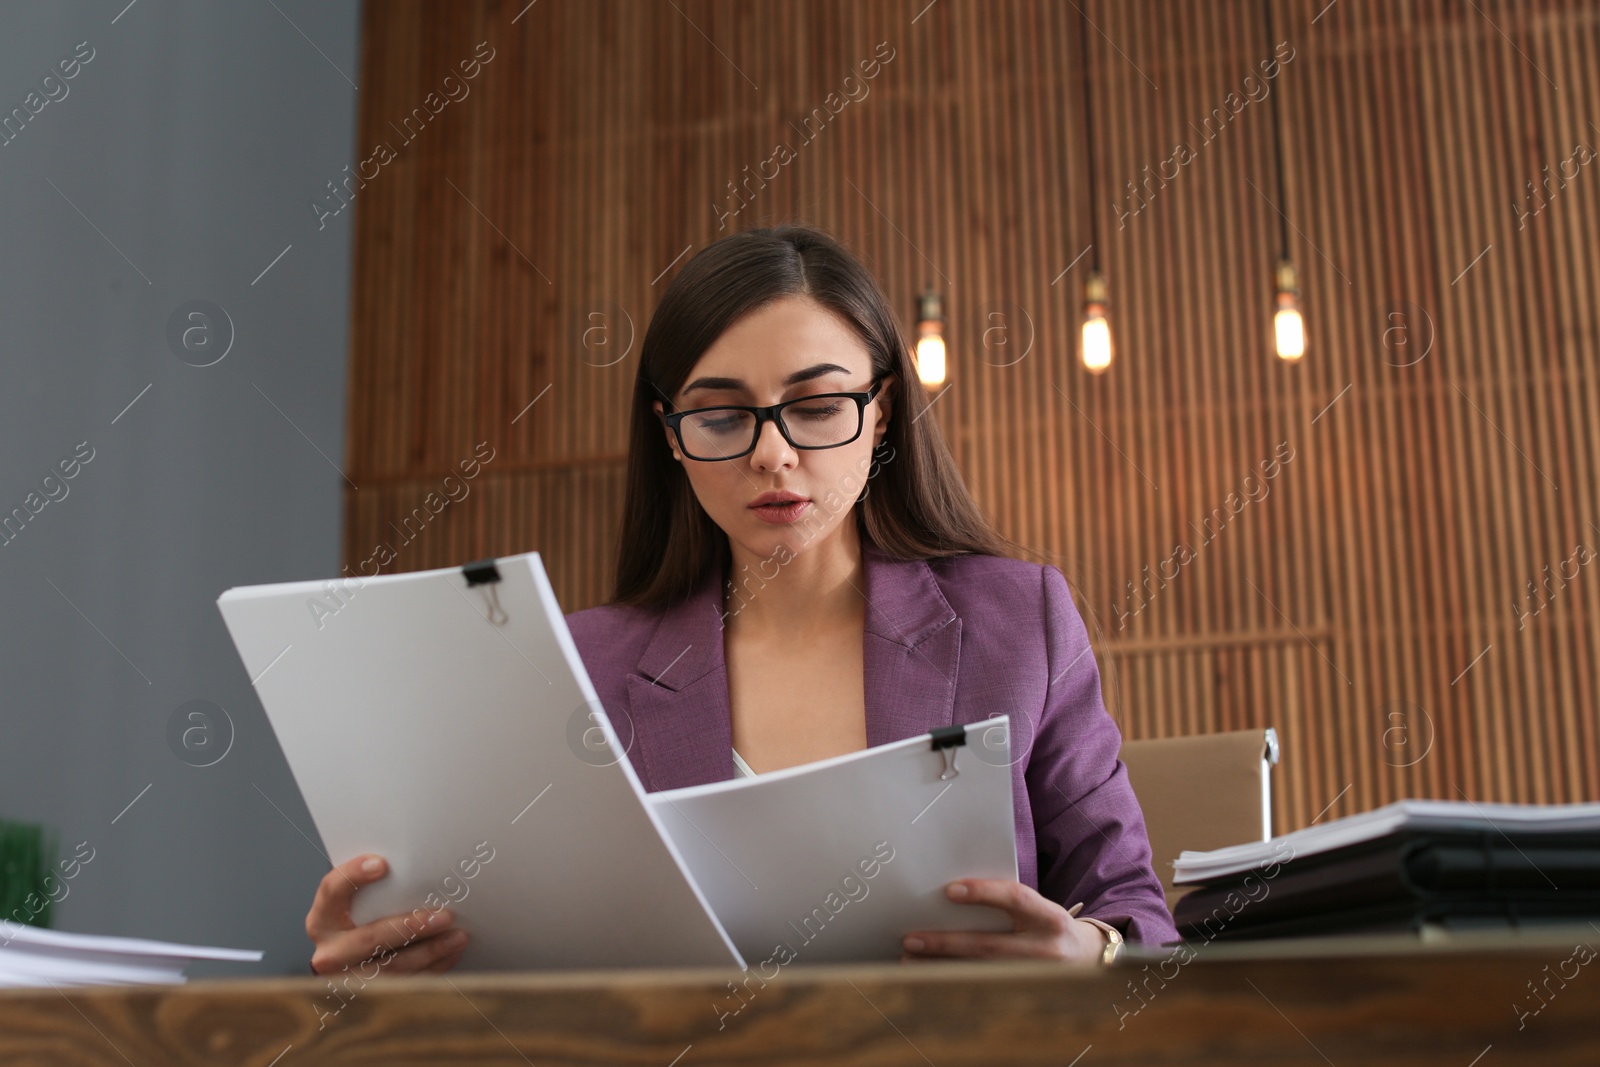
612, 224, 1015, 606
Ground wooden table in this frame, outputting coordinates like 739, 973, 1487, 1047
4, 930, 1597, 1065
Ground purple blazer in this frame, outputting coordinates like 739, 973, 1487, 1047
565, 540, 1180, 945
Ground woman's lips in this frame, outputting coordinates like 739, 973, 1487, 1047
750, 500, 810, 524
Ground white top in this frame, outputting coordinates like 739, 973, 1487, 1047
731, 747, 757, 778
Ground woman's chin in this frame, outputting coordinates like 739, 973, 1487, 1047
720, 525, 803, 570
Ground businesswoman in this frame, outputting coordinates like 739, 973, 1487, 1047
305, 225, 1177, 977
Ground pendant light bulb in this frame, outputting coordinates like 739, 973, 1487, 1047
1081, 271, 1112, 373
914, 287, 947, 389
1274, 260, 1305, 361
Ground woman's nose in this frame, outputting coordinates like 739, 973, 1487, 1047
749, 416, 797, 471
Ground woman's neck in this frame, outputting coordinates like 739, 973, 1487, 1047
722, 522, 866, 635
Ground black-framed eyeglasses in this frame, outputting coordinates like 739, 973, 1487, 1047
662, 378, 885, 461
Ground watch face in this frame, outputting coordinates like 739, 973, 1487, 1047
1080, 916, 1122, 963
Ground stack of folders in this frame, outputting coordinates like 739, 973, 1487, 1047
0, 921, 262, 988
1171, 800, 1600, 941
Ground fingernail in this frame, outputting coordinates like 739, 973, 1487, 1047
362, 857, 383, 874
903, 936, 924, 951
428, 910, 452, 928
948, 883, 968, 899
447, 930, 469, 947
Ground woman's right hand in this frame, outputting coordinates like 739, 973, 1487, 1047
306, 854, 469, 976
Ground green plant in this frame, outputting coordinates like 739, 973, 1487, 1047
0, 817, 56, 929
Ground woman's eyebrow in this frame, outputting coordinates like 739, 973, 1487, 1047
681, 362, 853, 395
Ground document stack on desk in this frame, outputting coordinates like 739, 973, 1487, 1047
217, 552, 1019, 971
1171, 800, 1600, 940
0, 921, 262, 988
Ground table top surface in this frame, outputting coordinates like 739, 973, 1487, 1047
3, 927, 1597, 1066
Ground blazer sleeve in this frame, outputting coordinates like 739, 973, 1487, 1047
1025, 563, 1180, 945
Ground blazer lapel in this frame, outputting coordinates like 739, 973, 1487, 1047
860, 541, 963, 747
627, 540, 964, 791
625, 564, 733, 792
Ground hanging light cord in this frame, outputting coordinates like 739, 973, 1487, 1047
1263, 0, 1290, 261
1078, 3, 1100, 271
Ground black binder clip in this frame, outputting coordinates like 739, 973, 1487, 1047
930, 724, 966, 781
462, 558, 508, 626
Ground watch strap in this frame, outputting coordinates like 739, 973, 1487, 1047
1070, 906, 1124, 965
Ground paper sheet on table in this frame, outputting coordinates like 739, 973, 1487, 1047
649, 719, 1020, 964
1172, 799, 1600, 884
0, 921, 262, 987
218, 552, 743, 971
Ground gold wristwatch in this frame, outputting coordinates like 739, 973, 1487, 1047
1069, 906, 1124, 964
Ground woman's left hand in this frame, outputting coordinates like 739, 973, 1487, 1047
900, 879, 1108, 963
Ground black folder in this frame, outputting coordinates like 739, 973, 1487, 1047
1175, 829, 1600, 940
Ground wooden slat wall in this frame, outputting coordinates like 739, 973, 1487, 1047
345, 0, 1600, 831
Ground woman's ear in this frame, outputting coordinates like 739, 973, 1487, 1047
871, 373, 896, 447
651, 400, 683, 462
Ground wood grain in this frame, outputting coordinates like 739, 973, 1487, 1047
3, 940, 1599, 1065
343, 0, 1600, 834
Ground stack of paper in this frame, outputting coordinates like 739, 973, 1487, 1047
216, 551, 1021, 970
1173, 799, 1600, 884
0, 921, 262, 988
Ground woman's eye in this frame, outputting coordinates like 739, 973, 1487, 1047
694, 412, 747, 434
791, 402, 844, 420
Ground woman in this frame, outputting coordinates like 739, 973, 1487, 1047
305, 225, 1177, 977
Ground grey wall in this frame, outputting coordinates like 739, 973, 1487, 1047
0, 0, 361, 977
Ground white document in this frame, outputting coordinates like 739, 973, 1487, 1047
219, 550, 1023, 972
0, 921, 261, 988
650, 719, 1020, 964
1172, 799, 1600, 884
218, 552, 744, 971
